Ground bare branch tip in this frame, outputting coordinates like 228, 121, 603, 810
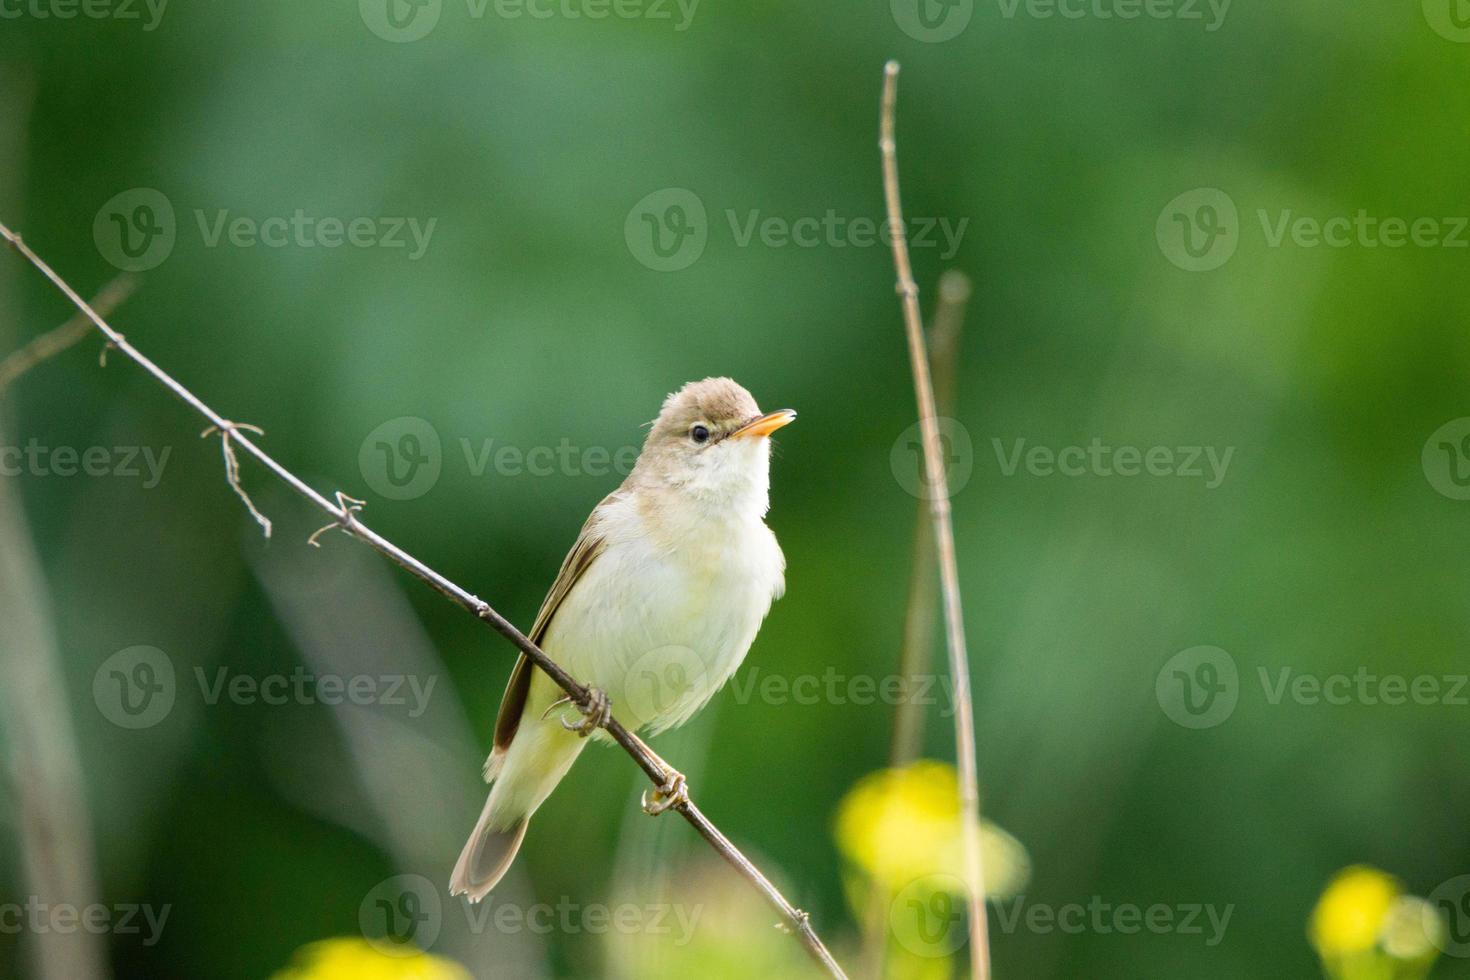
938, 269, 972, 302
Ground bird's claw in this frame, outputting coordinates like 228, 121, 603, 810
558, 687, 611, 737
641, 770, 689, 816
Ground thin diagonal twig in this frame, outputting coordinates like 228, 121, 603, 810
880, 62, 992, 980
0, 274, 134, 394
0, 220, 849, 980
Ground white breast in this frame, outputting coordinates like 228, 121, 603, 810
540, 491, 785, 735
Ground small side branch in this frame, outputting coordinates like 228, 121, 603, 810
0, 275, 134, 394
201, 421, 272, 538
0, 221, 848, 980
879, 62, 992, 980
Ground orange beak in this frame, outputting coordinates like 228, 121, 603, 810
732, 409, 797, 439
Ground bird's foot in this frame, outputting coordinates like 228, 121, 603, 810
641, 768, 689, 816
557, 687, 611, 737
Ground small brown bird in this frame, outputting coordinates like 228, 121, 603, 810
451, 378, 795, 901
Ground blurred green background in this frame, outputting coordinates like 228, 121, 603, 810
2, 1, 1469, 977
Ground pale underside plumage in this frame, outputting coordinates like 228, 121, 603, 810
451, 378, 788, 902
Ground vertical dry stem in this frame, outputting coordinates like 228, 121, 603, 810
861, 269, 970, 980
888, 269, 970, 767
879, 61, 991, 980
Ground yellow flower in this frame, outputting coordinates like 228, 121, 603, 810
1309, 866, 1403, 957
833, 760, 1029, 898
271, 938, 472, 980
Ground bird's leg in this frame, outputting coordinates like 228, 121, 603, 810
638, 745, 690, 816
555, 687, 611, 737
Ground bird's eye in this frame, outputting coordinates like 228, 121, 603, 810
690, 424, 711, 444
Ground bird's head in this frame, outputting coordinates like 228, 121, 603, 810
633, 377, 795, 516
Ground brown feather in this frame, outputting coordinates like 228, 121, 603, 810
489, 492, 616, 756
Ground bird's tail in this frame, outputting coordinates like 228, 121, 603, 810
449, 795, 529, 903
450, 705, 588, 902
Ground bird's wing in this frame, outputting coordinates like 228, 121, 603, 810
491, 493, 616, 755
